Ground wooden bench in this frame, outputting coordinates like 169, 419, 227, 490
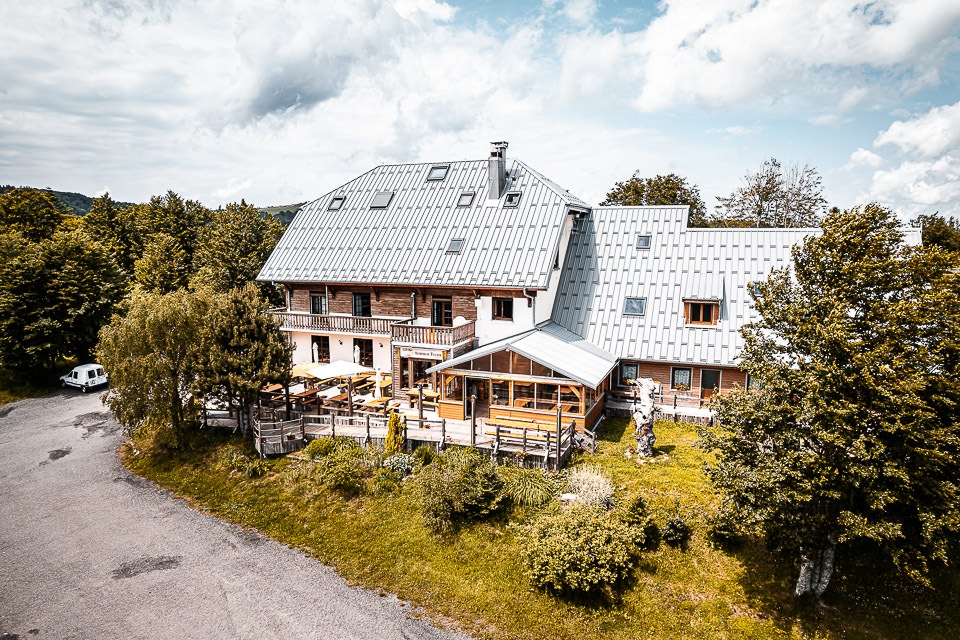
484, 426, 552, 443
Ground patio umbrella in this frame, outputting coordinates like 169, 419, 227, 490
374, 368, 383, 399
306, 360, 374, 380
290, 361, 316, 378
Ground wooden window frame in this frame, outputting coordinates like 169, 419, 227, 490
353, 338, 374, 367
310, 335, 330, 363
684, 300, 719, 326
492, 297, 514, 321
431, 296, 453, 327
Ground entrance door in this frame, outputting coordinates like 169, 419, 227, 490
700, 369, 721, 402
464, 378, 489, 419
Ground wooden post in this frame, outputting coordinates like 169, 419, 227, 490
417, 383, 424, 422
522, 428, 527, 455
673, 395, 678, 428
469, 395, 477, 446
365, 414, 371, 444
331, 415, 336, 438
284, 381, 291, 418
495, 421, 501, 451
440, 418, 446, 450
555, 417, 561, 471
347, 378, 354, 417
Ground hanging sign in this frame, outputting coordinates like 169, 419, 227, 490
400, 347, 446, 360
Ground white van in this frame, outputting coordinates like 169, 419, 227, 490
60, 364, 108, 393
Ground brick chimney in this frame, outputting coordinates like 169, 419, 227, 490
488, 141, 508, 199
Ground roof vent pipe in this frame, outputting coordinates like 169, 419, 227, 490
488, 141, 508, 199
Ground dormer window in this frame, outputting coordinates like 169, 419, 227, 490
328, 196, 345, 210
370, 191, 393, 208
457, 191, 475, 207
636, 234, 652, 250
446, 238, 464, 254
624, 297, 646, 316
684, 300, 719, 326
427, 165, 449, 181
504, 191, 521, 207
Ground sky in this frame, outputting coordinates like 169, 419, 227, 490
2, 0, 960, 218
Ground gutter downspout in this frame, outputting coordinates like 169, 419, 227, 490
410, 291, 416, 318
522, 287, 536, 325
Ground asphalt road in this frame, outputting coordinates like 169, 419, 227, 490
0, 390, 469, 640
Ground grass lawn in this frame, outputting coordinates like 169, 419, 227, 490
123, 417, 960, 640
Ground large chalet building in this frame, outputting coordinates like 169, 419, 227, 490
257, 142, 913, 431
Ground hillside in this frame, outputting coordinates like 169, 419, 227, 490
0, 185, 304, 225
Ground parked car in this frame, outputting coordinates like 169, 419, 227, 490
60, 364, 108, 393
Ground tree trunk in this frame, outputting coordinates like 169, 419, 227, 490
795, 542, 836, 597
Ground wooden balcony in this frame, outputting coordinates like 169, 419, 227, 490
391, 319, 476, 347
269, 311, 393, 336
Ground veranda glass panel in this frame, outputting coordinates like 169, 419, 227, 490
514, 381, 534, 408
491, 381, 510, 406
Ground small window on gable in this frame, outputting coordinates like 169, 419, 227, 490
636, 234, 652, 250
427, 165, 449, 181
624, 297, 646, 316
504, 191, 521, 207
370, 191, 393, 208
446, 238, 464, 254
457, 191, 475, 207
328, 196, 345, 210
493, 297, 514, 320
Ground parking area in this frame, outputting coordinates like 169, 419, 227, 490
0, 391, 467, 640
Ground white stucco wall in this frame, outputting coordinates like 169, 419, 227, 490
288, 331, 392, 371
474, 296, 535, 344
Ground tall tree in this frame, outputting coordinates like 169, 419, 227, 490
912, 213, 960, 255
601, 172, 708, 226
715, 158, 827, 228
198, 284, 291, 431
83, 193, 143, 276
191, 201, 284, 296
0, 229, 123, 369
134, 233, 191, 294
0, 187, 68, 241
700, 204, 960, 598
97, 289, 211, 448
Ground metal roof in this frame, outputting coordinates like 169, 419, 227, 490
257, 158, 587, 288
426, 322, 618, 388
551, 206, 823, 367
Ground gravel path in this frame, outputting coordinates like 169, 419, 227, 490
0, 391, 469, 640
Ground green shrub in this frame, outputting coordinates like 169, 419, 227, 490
382, 453, 415, 478
304, 436, 361, 459
371, 467, 399, 494
413, 447, 505, 534
519, 506, 636, 595
566, 465, 615, 509
314, 453, 363, 495
303, 437, 335, 459
614, 493, 656, 550
412, 445, 435, 466
501, 467, 560, 508
706, 509, 744, 549
218, 448, 250, 472
243, 458, 268, 478
384, 412, 404, 455
661, 510, 692, 548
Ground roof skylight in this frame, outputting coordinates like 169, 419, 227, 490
427, 165, 449, 181
457, 191, 475, 207
636, 234, 652, 249
370, 191, 394, 208
446, 238, 465, 254
504, 191, 521, 207
328, 196, 345, 211
624, 297, 646, 316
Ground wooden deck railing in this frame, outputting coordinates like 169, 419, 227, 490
269, 311, 394, 335
391, 319, 475, 346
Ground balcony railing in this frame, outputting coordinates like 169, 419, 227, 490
391, 319, 476, 347
269, 311, 394, 336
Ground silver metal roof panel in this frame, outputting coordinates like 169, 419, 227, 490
258, 158, 587, 289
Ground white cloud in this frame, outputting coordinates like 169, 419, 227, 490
844, 148, 884, 170
561, 0, 598, 26
871, 155, 960, 213
551, 0, 960, 113
874, 100, 960, 157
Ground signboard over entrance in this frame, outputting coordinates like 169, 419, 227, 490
400, 347, 446, 360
